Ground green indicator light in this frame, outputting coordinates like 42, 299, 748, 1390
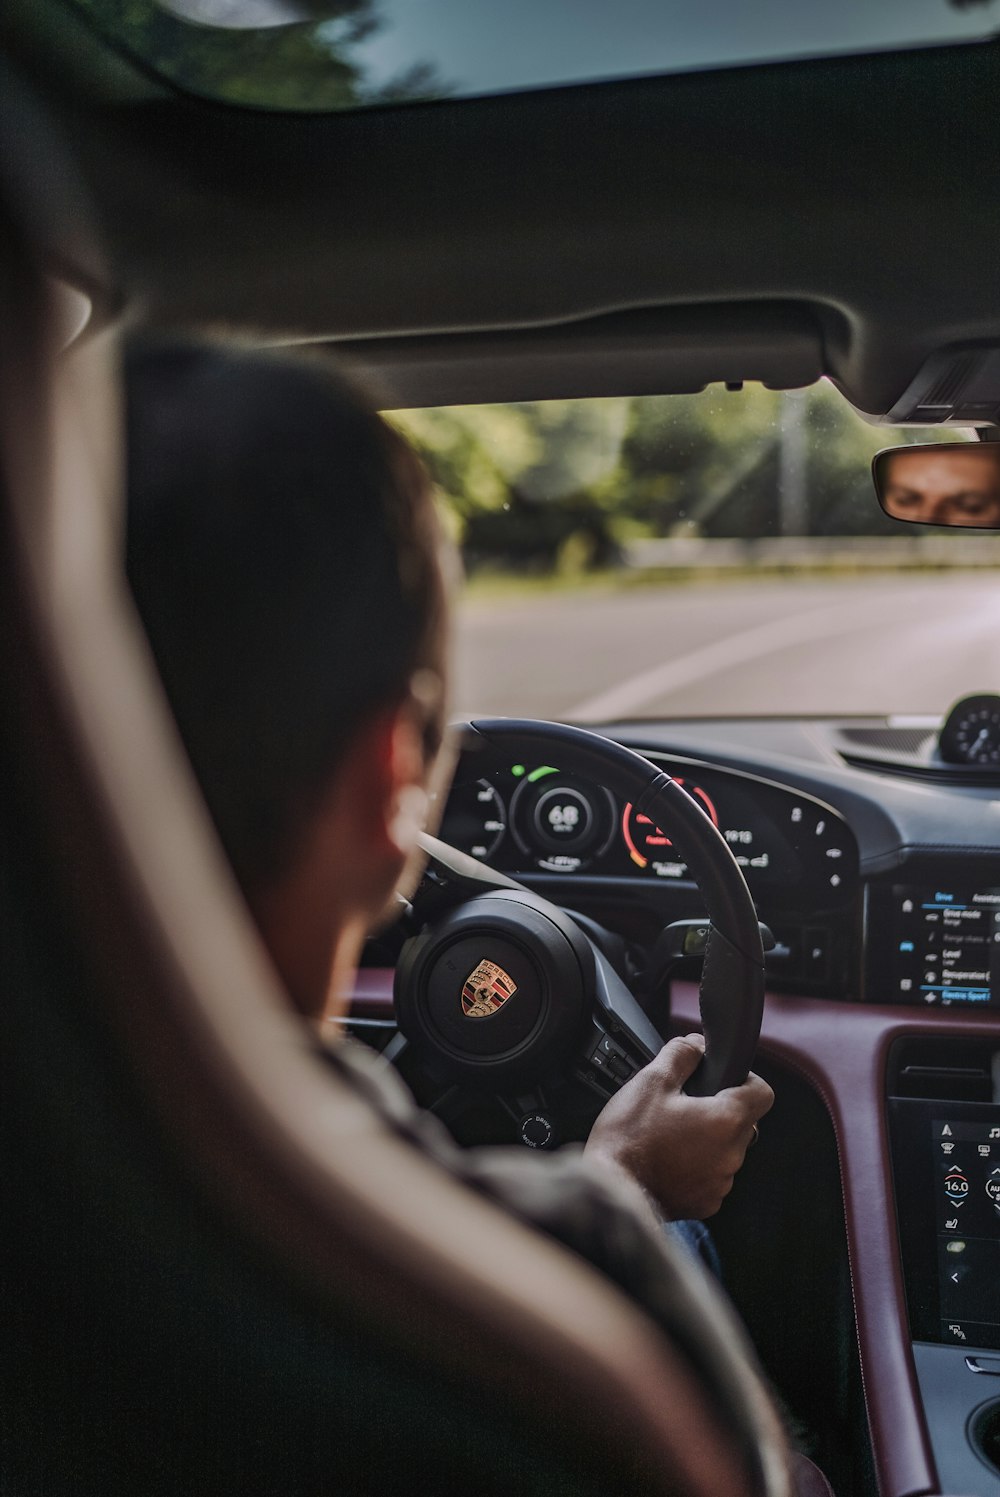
511, 764, 526, 777
527, 765, 559, 783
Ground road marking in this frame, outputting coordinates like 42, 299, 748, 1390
568, 599, 909, 721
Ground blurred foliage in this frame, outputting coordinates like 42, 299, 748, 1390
67, 0, 448, 109
391, 384, 974, 573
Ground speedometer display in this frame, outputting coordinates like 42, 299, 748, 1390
509, 772, 616, 872
438, 752, 859, 909
440, 778, 507, 860
618, 770, 851, 901
622, 780, 719, 873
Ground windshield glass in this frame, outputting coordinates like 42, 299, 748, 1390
389, 384, 999, 721
67, 0, 998, 112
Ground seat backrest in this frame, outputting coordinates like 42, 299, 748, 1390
0, 61, 793, 1497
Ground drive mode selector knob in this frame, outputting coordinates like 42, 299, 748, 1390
394, 890, 594, 1088
519, 1114, 555, 1149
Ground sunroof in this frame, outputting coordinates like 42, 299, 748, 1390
69, 0, 999, 113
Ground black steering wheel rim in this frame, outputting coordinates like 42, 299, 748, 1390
399, 719, 765, 1099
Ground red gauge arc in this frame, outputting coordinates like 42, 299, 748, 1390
622, 780, 719, 869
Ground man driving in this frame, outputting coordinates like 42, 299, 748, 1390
124, 334, 779, 1382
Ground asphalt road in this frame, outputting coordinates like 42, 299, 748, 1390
452, 572, 1000, 721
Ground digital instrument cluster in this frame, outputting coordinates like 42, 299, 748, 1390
438, 752, 859, 910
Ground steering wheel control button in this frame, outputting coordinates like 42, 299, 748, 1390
589, 1031, 635, 1087
519, 1114, 555, 1149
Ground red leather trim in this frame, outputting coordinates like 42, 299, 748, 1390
349, 967, 396, 1018
673, 982, 1000, 1497
348, 968, 1000, 1497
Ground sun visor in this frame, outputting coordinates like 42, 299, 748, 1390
322, 302, 826, 409
882, 345, 1000, 427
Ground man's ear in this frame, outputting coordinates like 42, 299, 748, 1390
246, 704, 430, 1023
352, 702, 430, 863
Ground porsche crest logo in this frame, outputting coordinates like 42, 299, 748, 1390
461, 958, 518, 1018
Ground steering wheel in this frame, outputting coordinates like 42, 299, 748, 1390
393, 720, 765, 1141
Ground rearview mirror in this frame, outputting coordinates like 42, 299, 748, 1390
872, 443, 1000, 528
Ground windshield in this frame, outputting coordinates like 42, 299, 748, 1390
390, 384, 1000, 721
67, 0, 998, 112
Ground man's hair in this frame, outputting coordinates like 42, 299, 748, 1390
125, 337, 446, 893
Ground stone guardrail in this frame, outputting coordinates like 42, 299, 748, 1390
624, 535, 1000, 571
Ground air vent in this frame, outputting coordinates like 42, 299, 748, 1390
839, 726, 934, 755
838, 755, 1000, 786
895, 1065, 993, 1102
828, 722, 1000, 782
889, 1038, 997, 1102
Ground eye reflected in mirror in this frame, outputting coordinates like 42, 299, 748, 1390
873, 443, 1000, 529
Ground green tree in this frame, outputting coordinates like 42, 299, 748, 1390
68, 0, 448, 110
395, 382, 977, 570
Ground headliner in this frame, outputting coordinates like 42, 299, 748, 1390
4, 1, 1000, 416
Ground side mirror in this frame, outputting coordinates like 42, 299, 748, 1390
872, 443, 1000, 529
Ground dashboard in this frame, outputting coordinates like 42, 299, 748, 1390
437, 710, 1000, 1012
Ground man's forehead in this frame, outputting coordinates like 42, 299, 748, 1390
891, 449, 1000, 484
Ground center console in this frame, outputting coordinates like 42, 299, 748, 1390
888, 1037, 1000, 1493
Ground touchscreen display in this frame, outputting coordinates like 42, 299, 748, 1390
934, 1118, 1000, 1346
891, 886, 1000, 1007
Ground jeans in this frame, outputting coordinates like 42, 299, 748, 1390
666, 1218, 721, 1277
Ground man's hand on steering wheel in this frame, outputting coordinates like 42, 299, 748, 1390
584, 1033, 774, 1221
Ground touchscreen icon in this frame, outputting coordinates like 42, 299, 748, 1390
944, 1167, 970, 1204
986, 1169, 1000, 1210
